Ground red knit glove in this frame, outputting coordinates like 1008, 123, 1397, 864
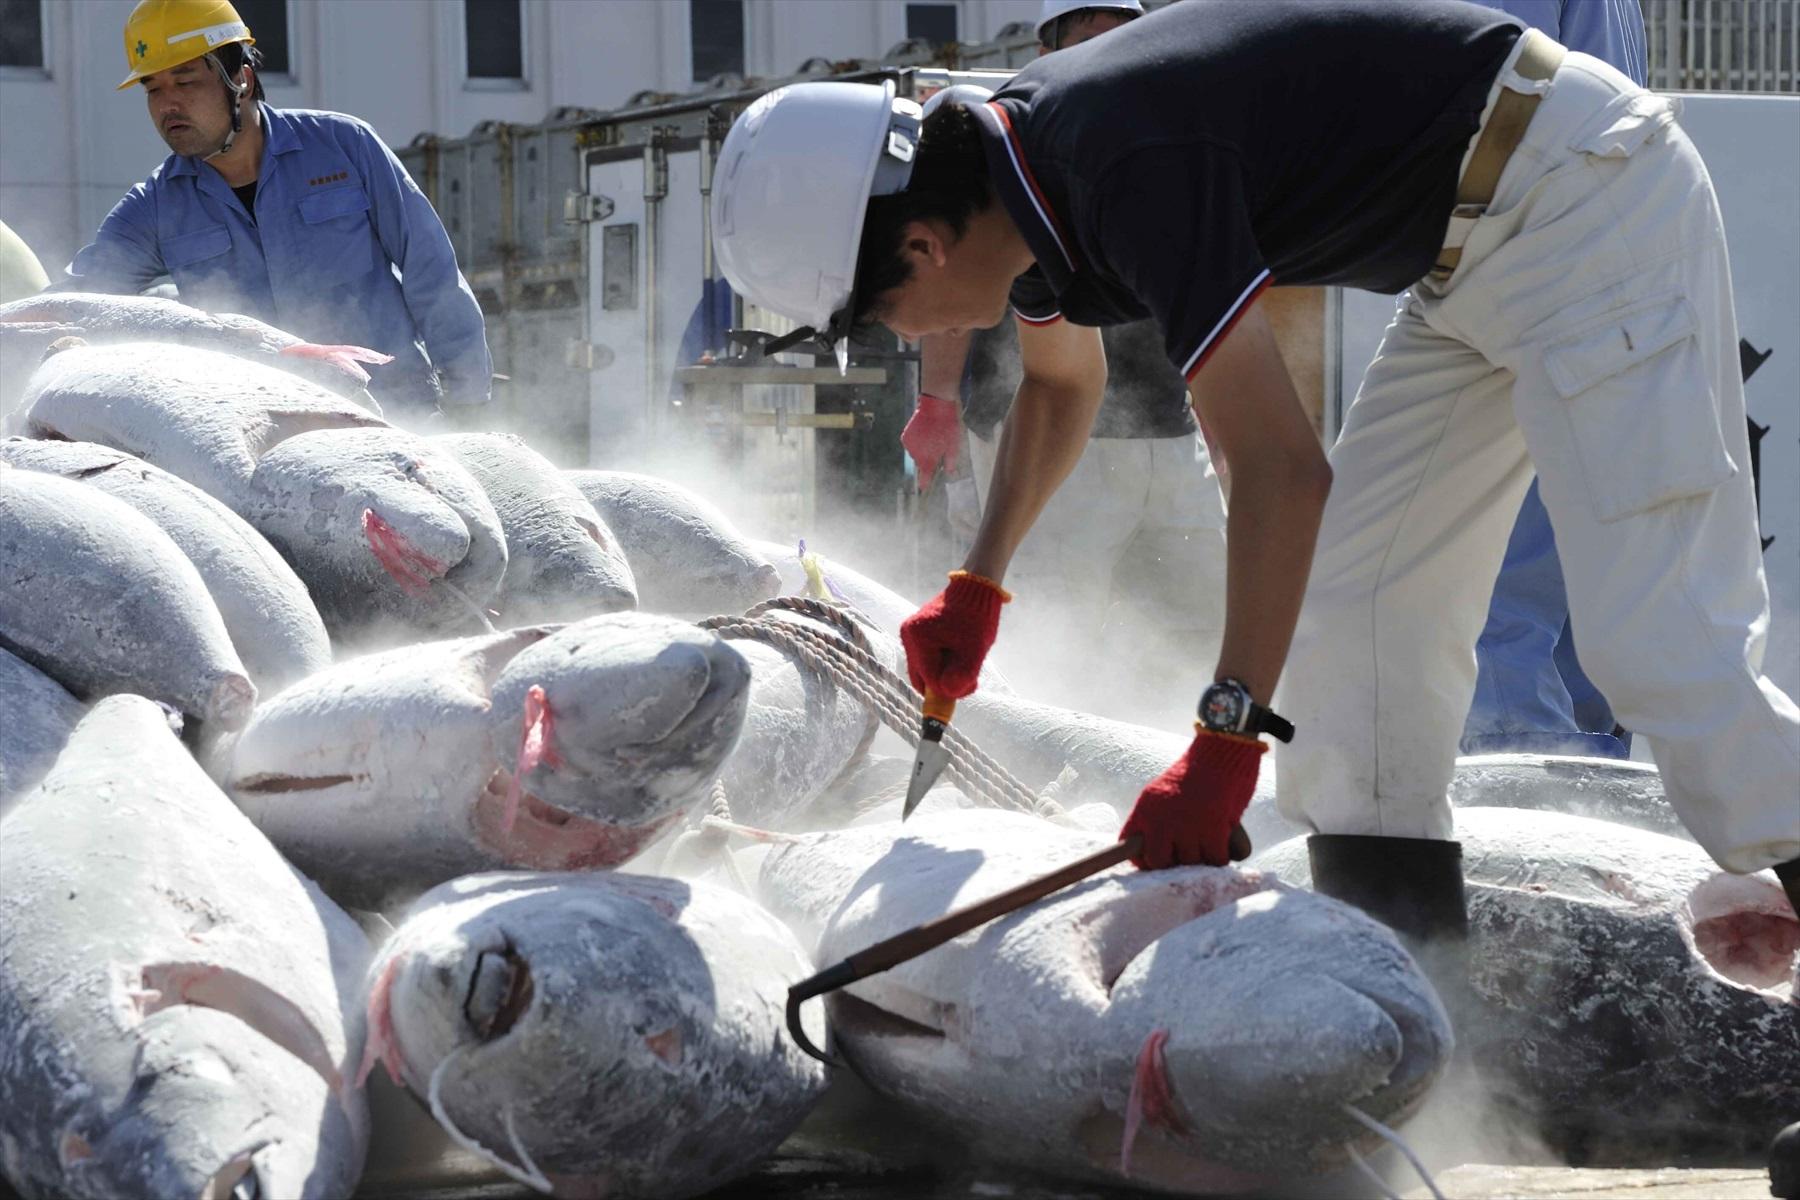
1120, 729, 1265, 869
900, 570, 1010, 699
900, 393, 963, 492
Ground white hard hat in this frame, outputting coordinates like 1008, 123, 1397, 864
1036, 0, 1144, 39
711, 80, 923, 363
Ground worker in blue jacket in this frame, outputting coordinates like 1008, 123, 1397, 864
59, 0, 491, 417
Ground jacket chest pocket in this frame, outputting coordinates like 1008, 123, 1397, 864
162, 224, 231, 271
296, 185, 381, 279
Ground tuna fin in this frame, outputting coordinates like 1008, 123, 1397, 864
1120, 1028, 1187, 1178
278, 341, 395, 385
356, 954, 406, 1089
500, 684, 562, 835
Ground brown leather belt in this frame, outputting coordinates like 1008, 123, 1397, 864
1431, 30, 1569, 280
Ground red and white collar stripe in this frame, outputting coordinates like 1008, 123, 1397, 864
982, 102, 1079, 276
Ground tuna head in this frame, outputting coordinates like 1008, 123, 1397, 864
241, 427, 507, 639
364, 872, 827, 1197
483, 613, 751, 856
43, 1007, 359, 1200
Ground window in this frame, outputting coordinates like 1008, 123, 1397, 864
906, 2, 959, 46
0, 0, 45, 71
690, 0, 744, 81
465, 0, 524, 81
234, 0, 291, 77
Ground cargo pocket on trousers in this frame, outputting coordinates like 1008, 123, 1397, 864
1544, 296, 1736, 523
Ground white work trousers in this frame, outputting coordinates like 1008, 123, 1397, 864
1275, 48, 1800, 874
969, 429, 1228, 720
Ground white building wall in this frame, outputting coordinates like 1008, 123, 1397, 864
0, 0, 1040, 275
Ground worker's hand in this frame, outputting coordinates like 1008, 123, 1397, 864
1120, 729, 1264, 869
900, 392, 963, 492
900, 570, 1010, 700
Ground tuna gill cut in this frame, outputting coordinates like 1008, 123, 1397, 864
571, 470, 780, 616
0, 437, 331, 692
0, 695, 371, 1200
0, 468, 255, 729
223, 614, 750, 909
1257, 806, 1799, 1157
749, 809, 1452, 1192
19, 341, 386, 507
239, 426, 507, 641
436, 433, 637, 622
362, 871, 827, 1198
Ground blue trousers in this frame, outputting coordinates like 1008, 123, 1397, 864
1461, 482, 1630, 758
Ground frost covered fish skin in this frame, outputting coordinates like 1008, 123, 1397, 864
20, 341, 385, 506
709, 607, 882, 829
1257, 806, 1798, 1154
437, 434, 637, 622
0, 647, 82, 807
751, 538, 917, 640
749, 809, 1450, 1192
225, 614, 750, 909
0, 438, 331, 691
363, 871, 827, 1198
240, 426, 506, 639
571, 470, 779, 615
0, 696, 371, 1199
1445, 753, 1684, 838
0, 469, 254, 729
0, 292, 385, 399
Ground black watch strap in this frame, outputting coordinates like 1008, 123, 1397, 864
1206, 677, 1295, 744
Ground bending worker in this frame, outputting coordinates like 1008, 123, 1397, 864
59, 0, 490, 417
902, 0, 1227, 718
709, 0, 1800, 956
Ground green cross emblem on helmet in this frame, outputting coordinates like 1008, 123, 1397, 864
136, 40, 148, 59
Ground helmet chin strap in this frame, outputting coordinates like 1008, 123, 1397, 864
200, 52, 249, 162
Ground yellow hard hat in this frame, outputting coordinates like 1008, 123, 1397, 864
117, 0, 254, 91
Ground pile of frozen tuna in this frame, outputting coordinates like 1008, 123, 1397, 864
1, 295, 1795, 1200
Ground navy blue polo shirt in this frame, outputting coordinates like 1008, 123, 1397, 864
972, 0, 1523, 382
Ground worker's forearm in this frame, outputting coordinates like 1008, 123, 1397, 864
918, 329, 972, 399
962, 377, 1098, 583
1213, 457, 1331, 705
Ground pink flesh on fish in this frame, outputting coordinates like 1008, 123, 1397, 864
279, 342, 394, 385
362, 508, 446, 596
1120, 1027, 1189, 1178
474, 770, 681, 872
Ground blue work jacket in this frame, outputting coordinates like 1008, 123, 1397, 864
63, 104, 491, 412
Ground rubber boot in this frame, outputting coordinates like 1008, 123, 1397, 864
1308, 834, 1471, 1022
1776, 859, 1800, 921
1772, 1121, 1799, 1200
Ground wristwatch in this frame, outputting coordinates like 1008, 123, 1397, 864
1198, 677, 1295, 743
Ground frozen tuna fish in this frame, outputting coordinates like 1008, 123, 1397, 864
437, 434, 637, 621
224, 614, 750, 908
0, 468, 254, 728
19, 340, 384, 505
0, 292, 390, 400
571, 470, 780, 615
0, 646, 82, 806
709, 606, 882, 829
0, 437, 331, 691
749, 809, 1451, 1191
363, 871, 826, 1197
0, 695, 371, 1199
1257, 806, 1798, 1155
240, 426, 506, 640
1446, 753, 1683, 838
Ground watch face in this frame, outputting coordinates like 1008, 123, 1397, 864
1201, 683, 1245, 731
